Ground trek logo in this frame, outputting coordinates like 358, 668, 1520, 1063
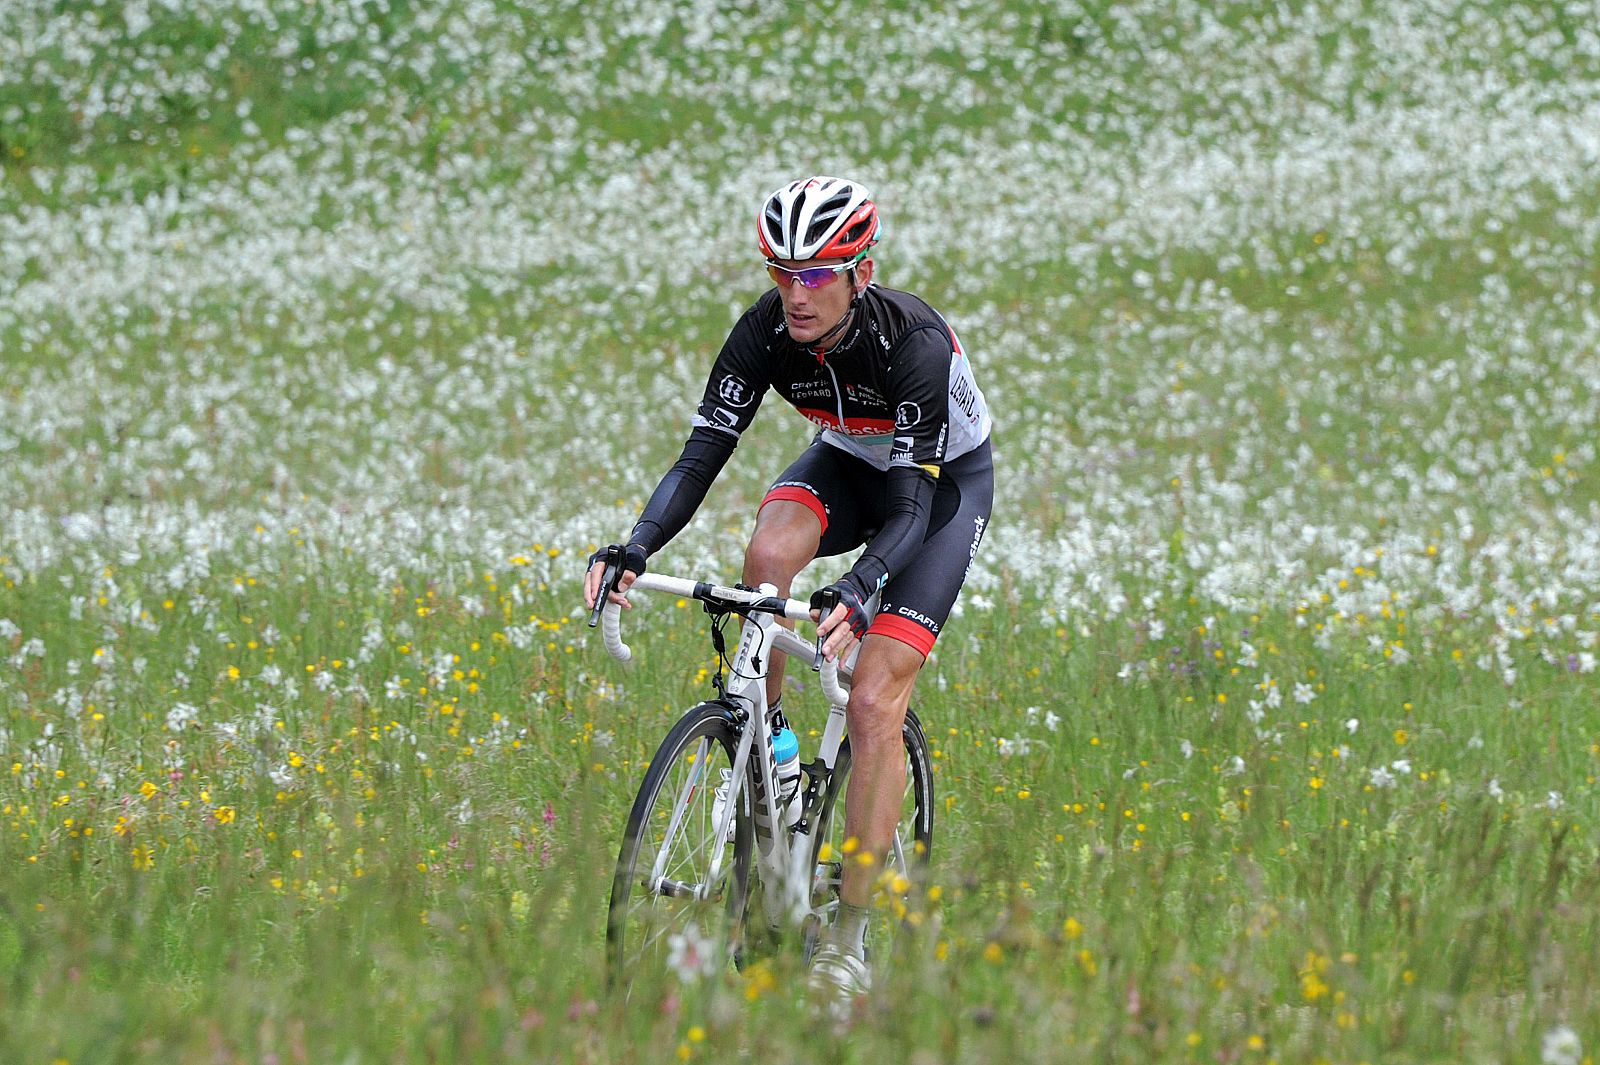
894, 401, 922, 430
718, 374, 753, 408
896, 605, 940, 632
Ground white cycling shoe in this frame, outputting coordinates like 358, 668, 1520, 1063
807, 942, 872, 1003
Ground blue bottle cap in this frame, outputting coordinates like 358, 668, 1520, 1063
772, 726, 799, 762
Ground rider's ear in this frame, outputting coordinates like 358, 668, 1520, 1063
855, 258, 873, 293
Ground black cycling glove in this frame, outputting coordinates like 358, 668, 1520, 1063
588, 543, 649, 578
810, 578, 872, 639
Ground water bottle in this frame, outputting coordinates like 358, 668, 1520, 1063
772, 725, 802, 827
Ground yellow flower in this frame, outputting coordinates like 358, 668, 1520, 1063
1300, 951, 1331, 1001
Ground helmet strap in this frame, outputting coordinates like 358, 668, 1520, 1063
808, 302, 855, 360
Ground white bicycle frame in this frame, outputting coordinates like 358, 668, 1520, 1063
601, 572, 862, 926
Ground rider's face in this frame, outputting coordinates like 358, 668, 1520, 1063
770, 257, 873, 345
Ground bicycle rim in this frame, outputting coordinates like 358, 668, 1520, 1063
607, 701, 751, 991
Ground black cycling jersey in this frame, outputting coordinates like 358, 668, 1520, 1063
626, 284, 991, 601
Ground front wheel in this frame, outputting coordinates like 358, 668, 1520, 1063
607, 700, 751, 992
805, 707, 934, 958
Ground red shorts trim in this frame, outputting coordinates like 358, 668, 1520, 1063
760, 486, 828, 535
867, 613, 937, 658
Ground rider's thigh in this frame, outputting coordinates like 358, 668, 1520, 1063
744, 499, 823, 581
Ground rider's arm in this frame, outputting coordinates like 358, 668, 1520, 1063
838, 464, 937, 596
626, 427, 738, 556
624, 298, 776, 559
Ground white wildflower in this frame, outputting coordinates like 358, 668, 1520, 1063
666, 922, 721, 982
1541, 1025, 1581, 1065
165, 702, 200, 732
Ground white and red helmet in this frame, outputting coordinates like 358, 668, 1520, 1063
757, 176, 880, 261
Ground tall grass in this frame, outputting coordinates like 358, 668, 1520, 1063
2, 0, 1598, 1061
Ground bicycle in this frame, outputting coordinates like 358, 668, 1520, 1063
587, 547, 935, 991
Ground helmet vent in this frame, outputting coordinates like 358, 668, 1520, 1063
804, 188, 855, 247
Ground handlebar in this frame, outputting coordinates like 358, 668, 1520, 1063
592, 572, 850, 707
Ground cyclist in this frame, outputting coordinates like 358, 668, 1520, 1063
584, 175, 993, 1002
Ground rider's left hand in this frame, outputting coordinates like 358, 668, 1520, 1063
810, 579, 870, 662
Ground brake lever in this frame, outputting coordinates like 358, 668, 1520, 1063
809, 586, 841, 668
586, 545, 625, 628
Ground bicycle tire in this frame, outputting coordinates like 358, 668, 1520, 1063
607, 700, 752, 990
804, 706, 934, 956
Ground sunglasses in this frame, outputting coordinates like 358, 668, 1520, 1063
765, 260, 856, 289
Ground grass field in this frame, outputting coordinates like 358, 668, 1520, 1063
3, 0, 1600, 1061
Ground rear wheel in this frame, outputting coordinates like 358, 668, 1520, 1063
607, 701, 751, 991
804, 707, 934, 960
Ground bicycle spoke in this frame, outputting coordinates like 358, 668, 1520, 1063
609, 705, 750, 986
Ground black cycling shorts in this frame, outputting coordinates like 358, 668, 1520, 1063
760, 438, 993, 656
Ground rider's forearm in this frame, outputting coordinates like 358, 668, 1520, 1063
841, 464, 936, 594
627, 426, 738, 556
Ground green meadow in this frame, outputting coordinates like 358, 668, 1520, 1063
2, 0, 1598, 1061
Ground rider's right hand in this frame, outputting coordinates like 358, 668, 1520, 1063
584, 544, 648, 610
